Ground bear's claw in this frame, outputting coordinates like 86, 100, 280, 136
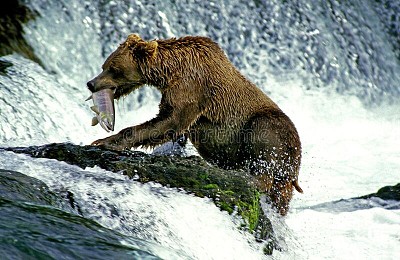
91, 135, 128, 151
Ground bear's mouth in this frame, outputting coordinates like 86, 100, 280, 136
114, 87, 125, 99
114, 83, 141, 100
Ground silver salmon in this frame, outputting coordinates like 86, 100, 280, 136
86, 89, 115, 132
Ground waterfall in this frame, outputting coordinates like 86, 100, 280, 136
0, 0, 399, 259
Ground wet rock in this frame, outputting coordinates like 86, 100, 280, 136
357, 183, 400, 202
307, 183, 400, 212
0, 0, 42, 65
0, 60, 13, 76
0, 191, 167, 259
0, 169, 57, 205
4, 142, 277, 254
0, 169, 177, 259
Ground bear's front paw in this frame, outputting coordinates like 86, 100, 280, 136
91, 134, 129, 151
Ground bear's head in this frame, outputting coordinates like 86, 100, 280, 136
87, 34, 158, 99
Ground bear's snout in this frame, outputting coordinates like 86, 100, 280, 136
87, 80, 96, 92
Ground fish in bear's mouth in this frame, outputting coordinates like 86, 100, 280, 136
86, 88, 115, 132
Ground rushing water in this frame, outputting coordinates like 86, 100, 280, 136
1, 0, 400, 259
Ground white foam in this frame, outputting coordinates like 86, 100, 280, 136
0, 151, 264, 259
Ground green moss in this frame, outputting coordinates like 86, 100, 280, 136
6, 142, 276, 252
221, 190, 235, 196
237, 190, 260, 231
263, 243, 274, 256
219, 201, 234, 214
203, 183, 219, 190
198, 173, 209, 180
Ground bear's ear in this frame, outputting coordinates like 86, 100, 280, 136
135, 40, 158, 59
126, 33, 142, 45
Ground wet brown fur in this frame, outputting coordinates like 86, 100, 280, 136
88, 34, 302, 215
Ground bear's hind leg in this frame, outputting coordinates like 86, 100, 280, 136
243, 112, 302, 216
268, 180, 294, 216
252, 165, 296, 216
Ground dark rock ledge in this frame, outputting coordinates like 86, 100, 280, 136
305, 183, 400, 212
4, 142, 277, 255
0, 0, 42, 65
357, 183, 400, 203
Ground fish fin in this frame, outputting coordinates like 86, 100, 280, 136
90, 105, 100, 114
91, 117, 99, 126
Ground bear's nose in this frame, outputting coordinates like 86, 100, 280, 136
87, 80, 95, 92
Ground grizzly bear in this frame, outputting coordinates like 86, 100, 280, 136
87, 34, 302, 215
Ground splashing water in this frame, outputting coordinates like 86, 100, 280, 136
0, 151, 263, 259
1, 0, 400, 259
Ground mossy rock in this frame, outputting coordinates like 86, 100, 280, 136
0, 0, 42, 66
357, 183, 400, 201
4, 142, 277, 253
0, 169, 57, 205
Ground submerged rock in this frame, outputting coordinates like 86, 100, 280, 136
0, 169, 57, 205
357, 183, 400, 202
4, 142, 277, 254
308, 183, 400, 212
0, 169, 170, 259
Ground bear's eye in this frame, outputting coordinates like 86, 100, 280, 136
109, 67, 123, 77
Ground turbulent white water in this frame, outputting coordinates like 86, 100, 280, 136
273, 81, 400, 259
1, 0, 400, 259
0, 151, 264, 259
